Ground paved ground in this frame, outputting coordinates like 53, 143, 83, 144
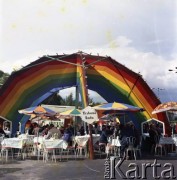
0, 154, 177, 180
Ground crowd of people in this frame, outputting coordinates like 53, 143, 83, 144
1, 118, 173, 158
98, 121, 141, 157
25, 123, 74, 145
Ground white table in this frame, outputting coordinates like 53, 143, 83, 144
43, 139, 68, 149
1, 137, 33, 149
33, 137, 68, 149
159, 137, 177, 153
159, 137, 176, 145
1, 137, 34, 161
74, 134, 100, 146
33, 136, 45, 144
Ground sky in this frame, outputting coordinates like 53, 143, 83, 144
0, 0, 177, 103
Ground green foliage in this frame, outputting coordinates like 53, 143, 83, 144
0, 70, 10, 87
41, 91, 101, 107
41, 92, 64, 105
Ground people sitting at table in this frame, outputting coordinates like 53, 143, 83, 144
42, 124, 49, 136
45, 124, 62, 139
67, 124, 74, 136
63, 128, 73, 145
155, 124, 162, 137
148, 124, 159, 154
33, 123, 40, 136
118, 122, 138, 157
99, 125, 109, 144
28, 124, 34, 135
79, 126, 85, 136
59, 126, 65, 136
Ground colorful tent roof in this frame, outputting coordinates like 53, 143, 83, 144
0, 52, 169, 134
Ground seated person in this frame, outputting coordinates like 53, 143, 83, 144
42, 124, 49, 136
63, 128, 73, 146
79, 126, 85, 136
45, 124, 61, 139
99, 126, 109, 144
148, 124, 159, 153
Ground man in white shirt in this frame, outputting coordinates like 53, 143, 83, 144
45, 124, 61, 139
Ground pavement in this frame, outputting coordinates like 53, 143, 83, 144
0, 154, 177, 180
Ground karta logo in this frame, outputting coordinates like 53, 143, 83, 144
104, 156, 176, 179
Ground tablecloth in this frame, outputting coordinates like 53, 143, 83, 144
1, 138, 33, 149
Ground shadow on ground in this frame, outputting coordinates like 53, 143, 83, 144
0, 168, 22, 177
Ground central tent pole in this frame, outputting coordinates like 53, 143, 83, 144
78, 52, 94, 159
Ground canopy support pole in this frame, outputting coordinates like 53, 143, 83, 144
79, 52, 94, 160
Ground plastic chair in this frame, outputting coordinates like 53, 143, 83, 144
76, 140, 88, 157
106, 137, 121, 158
98, 143, 107, 158
125, 136, 136, 160
0, 136, 14, 162
134, 136, 142, 158
42, 142, 56, 163
154, 136, 166, 156
66, 139, 77, 160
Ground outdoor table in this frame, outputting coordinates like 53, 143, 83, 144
159, 137, 176, 145
1, 137, 33, 149
33, 137, 68, 155
1, 137, 34, 161
159, 137, 177, 153
33, 136, 45, 144
42, 139, 68, 149
74, 134, 100, 146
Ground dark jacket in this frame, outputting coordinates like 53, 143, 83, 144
99, 130, 108, 144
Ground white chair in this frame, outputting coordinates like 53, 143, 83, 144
98, 143, 107, 158
125, 136, 136, 160
0, 136, 14, 162
134, 136, 142, 158
76, 140, 88, 157
106, 137, 121, 158
154, 136, 166, 156
66, 139, 77, 160
0, 136, 4, 163
42, 142, 56, 163
1, 146, 14, 162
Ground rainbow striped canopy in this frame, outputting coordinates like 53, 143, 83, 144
0, 52, 170, 134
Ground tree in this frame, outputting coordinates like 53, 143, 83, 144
64, 93, 75, 106
0, 70, 10, 87
41, 92, 64, 105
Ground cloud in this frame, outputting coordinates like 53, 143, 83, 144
1, 34, 177, 102
0, 0, 177, 102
